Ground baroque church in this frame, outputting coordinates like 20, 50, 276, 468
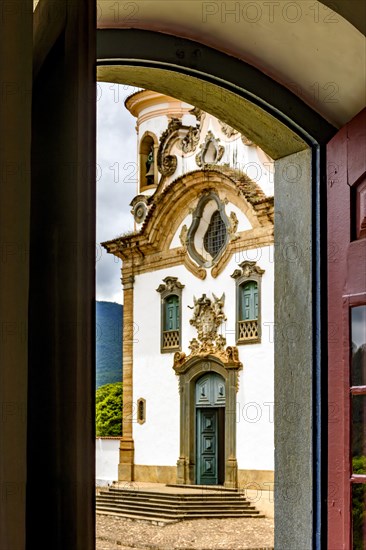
102, 90, 275, 492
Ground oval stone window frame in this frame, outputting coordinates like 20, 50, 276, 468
187, 191, 230, 268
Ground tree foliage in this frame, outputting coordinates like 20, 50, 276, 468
96, 382, 122, 436
352, 455, 366, 550
96, 301, 123, 389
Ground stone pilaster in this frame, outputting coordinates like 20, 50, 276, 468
119, 274, 135, 481
224, 369, 239, 488
176, 458, 187, 485
225, 458, 238, 489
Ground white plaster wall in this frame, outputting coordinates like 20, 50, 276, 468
96, 438, 120, 484
234, 246, 275, 471
170, 213, 193, 249
132, 245, 274, 471
133, 268, 181, 466
139, 115, 168, 144
182, 112, 196, 127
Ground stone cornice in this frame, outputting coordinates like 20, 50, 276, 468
231, 260, 266, 280
104, 228, 273, 277
156, 276, 185, 294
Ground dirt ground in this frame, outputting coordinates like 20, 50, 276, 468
96, 513, 274, 550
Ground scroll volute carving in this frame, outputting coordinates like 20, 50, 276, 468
157, 118, 182, 177
231, 260, 265, 280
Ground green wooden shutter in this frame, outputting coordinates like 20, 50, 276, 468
240, 282, 258, 320
164, 295, 179, 330
254, 286, 259, 319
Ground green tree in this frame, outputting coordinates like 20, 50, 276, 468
96, 382, 122, 436
352, 455, 366, 550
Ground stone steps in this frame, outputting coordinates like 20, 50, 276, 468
96, 486, 264, 524
166, 483, 239, 494
97, 498, 256, 508
106, 487, 246, 500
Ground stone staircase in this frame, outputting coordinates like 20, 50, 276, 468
96, 485, 265, 525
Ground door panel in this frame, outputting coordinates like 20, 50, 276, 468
217, 407, 225, 485
197, 409, 218, 485
327, 108, 366, 549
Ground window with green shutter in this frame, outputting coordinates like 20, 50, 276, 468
156, 276, 184, 353
164, 295, 180, 331
231, 262, 264, 345
240, 281, 258, 321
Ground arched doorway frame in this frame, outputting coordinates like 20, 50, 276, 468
95, 28, 333, 549
12, 3, 361, 550
173, 355, 242, 489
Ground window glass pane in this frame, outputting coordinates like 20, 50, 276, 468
203, 210, 227, 258
352, 395, 366, 474
352, 483, 366, 549
254, 289, 259, 318
351, 306, 366, 386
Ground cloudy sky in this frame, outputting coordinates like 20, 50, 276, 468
96, 82, 141, 304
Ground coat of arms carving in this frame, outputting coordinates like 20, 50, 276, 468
173, 292, 241, 371
189, 293, 226, 344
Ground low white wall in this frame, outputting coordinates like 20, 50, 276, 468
96, 438, 120, 485
245, 489, 274, 518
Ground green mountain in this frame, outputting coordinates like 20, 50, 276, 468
96, 301, 123, 389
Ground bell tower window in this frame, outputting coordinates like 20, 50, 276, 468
139, 132, 158, 192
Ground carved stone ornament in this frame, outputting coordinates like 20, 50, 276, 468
130, 195, 148, 224
158, 116, 204, 174
190, 292, 226, 342
156, 276, 185, 294
179, 224, 188, 248
241, 135, 254, 146
195, 131, 225, 168
181, 126, 200, 153
189, 107, 206, 124
228, 211, 239, 241
219, 121, 238, 138
157, 118, 182, 176
231, 260, 265, 280
173, 293, 241, 371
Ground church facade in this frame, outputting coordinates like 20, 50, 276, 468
103, 90, 275, 491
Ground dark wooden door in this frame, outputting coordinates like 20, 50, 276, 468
197, 408, 218, 485
327, 108, 366, 549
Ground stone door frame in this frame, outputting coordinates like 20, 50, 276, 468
175, 356, 242, 489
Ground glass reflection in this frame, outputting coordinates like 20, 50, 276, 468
351, 306, 366, 386
352, 395, 366, 474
